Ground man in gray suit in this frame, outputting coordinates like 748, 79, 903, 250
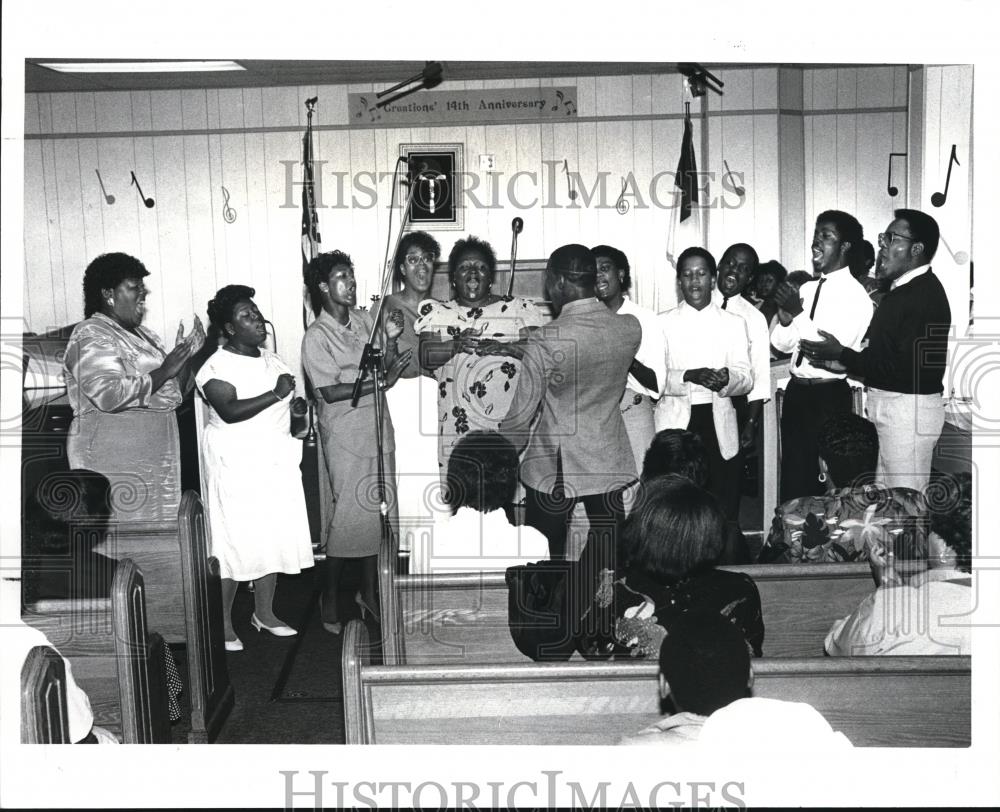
502, 244, 642, 560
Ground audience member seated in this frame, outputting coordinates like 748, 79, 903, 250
411, 431, 549, 573
20, 469, 184, 721
697, 696, 853, 752
824, 471, 971, 656
758, 414, 926, 564
21, 469, 117, 604
642, 429, 751, 564
620, 609, 752, 746
582, 475, 763, 659
5, 578, 118, 743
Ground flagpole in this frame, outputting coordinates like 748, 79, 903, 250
697, 95, 710, 249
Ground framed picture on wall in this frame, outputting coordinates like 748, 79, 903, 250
399, 143, 464, 230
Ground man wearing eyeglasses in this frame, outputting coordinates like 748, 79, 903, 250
800, 209, 951, 492
770, 210, 873, 501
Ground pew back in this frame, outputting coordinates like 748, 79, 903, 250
342, 620, 970, 747
23, 559, 172, 743
93, 491, 233, 743
390, 563, 875, 664
20, 645, 71, 744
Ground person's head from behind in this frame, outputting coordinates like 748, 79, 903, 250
445, 430, 519, 515
624, 474, 726, 580
545, 244, 597, 316
786, 270, 814, 292
25, 469, 113, 555
658, 609, 752, 716
928, 471, 972, 574
816, 413, 879, 491
641, 429, 709, 488
752, 261, 787, 300
850, 239, 876, 279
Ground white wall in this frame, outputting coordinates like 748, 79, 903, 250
22, 65, 924, 378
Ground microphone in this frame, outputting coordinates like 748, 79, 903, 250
511, 217, 524, 234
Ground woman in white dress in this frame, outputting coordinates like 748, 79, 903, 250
195, 285, 314, 651
381, 231, 444, 560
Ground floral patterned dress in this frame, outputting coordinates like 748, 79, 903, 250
756, 485, 928, 564
413, 296, 544, 476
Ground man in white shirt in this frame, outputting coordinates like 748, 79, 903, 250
714, 243, 772, 508
771, 210, 873, 501
593, 245, 666, 473
656, 247, 753, 520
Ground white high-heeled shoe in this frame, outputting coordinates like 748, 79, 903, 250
225, 636, 244, 652
250, 614, 297, 637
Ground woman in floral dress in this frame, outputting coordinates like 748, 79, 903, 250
414, 236, 544, 481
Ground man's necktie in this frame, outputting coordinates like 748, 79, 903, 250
721, 296, 730, 310
794, 276, 827, 368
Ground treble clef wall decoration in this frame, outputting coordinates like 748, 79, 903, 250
221, 186, 237, 224
616, 177, 630, 215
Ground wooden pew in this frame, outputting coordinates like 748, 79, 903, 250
95, 491, 234, 743
23, 558, 172, 743
21, 645, 71, 744
342, 620, 970, 747
384, 561, 876, 665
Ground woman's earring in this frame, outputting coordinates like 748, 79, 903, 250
818, 471, 828, 484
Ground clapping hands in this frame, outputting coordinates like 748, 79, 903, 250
684, 367, 730, 392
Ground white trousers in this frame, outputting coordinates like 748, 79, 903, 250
867, 388, 945, 492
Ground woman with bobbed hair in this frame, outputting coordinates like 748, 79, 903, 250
195, 285, 314, 651
579, 474, 764, 659
413, 430, 547, 573
63, 252, 204, 522
414, 235, 544, 480
382, 231, 445, 558
301, 250, 410, 633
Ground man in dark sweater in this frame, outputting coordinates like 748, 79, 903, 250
800, 209, 951, 491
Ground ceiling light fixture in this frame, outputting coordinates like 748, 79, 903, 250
36, 60, 245, 74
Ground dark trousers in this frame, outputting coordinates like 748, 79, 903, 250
779, 377, 852, 502
688, 403, 743, 522
524, 467, 626, 562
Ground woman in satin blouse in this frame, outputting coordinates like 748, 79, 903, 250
63, 253, 204, 523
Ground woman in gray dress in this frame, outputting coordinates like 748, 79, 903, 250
301, 251, 410, 633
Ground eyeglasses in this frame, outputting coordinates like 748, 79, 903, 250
877, 231, 917, 249
404, 253, 436, 267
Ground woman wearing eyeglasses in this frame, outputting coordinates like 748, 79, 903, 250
383, 231, 444, 563
414, 237, 544, 539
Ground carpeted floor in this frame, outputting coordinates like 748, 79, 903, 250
179, 563, 376, 745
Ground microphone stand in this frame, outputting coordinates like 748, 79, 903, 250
349, 168, 419, 646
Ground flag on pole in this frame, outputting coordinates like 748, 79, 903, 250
661, 105, 704, 312
301, 97, 322, 329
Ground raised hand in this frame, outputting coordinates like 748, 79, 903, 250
160, 338, 197, 379
772, 281, 803, 317
385, 309, 405, 341
273, 373, 296, 399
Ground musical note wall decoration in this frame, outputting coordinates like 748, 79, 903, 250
886, 152, 906, 197
616, 177, 630, 215
130, 171, 155, 208
221, 186, 237, 224
722, 159, 745, 197
562, 158, 578, 201
939, 234, 969, 266
95, 169, 115, 204
931, 145, 959, 207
